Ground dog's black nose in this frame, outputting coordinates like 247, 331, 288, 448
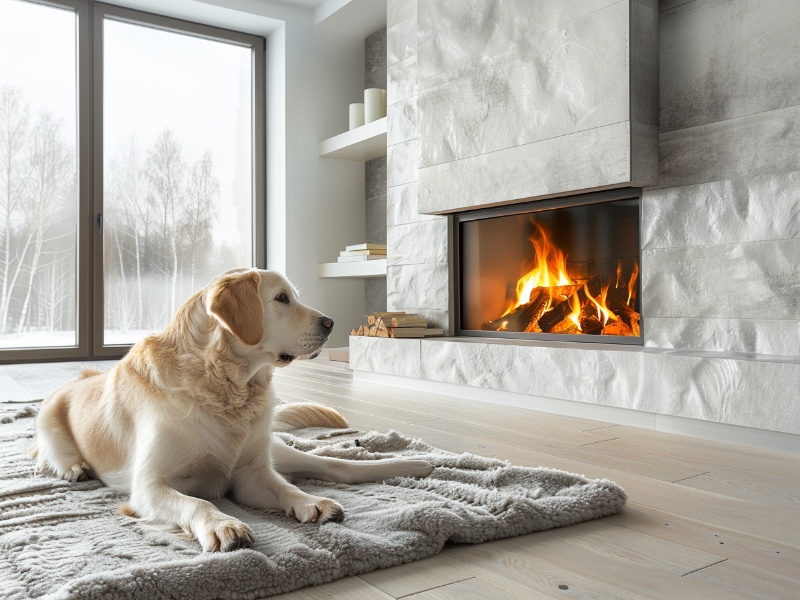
320, 316, 334, 331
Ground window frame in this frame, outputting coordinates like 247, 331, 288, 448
0, 0, 266, 363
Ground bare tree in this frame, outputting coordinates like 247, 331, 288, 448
145, 129, 185, 315
182, 150, 218, 291
0, 87, 31, 333
15, 112, 73, 332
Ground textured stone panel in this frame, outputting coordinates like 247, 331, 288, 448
416, 339, 800, 433
365, 27, 387, 76
387, 262, 449, 311
417, 0, 619, 81
641, 352, 800, 434
387, 55, 417, 105
642, 170, 800, 250
387, 219, 448, 266
658, 104, 800, 189
418, 122, 631, 214
366, 156, 387, 201
420, 339, 645, 410
388, 0, 416, 29
387, 182, 436, 226
418, 1, 630, 168
642, 239, 800, 320
349, 336, 421, 378
387, 13, 417, 66
631, 122, 659, 184
387, 138, 420, 188
631, 0, 659, 128
365, 68, 387, 90
660, 0, 800, 133
366, 196, 387, 244
644, 317, 800, 357
365, 278, 388, 315
387, 97, 418, 146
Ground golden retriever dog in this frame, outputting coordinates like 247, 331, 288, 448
30, 268, 433, 552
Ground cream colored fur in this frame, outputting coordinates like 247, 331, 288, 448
31, 269, 433, 552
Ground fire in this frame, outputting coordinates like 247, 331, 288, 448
482, 218, 641, 337
584, 283, 617, 326
501, 221, 572, 317
627, 262, 639, 306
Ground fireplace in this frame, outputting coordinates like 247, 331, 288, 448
453, 189, 642, 344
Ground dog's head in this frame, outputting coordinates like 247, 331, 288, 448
205, 269, 333, 367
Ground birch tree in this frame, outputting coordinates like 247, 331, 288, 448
182, 150, 218, 292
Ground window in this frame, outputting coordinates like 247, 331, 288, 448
0, 0, 265, 361
0, 0, 79, 349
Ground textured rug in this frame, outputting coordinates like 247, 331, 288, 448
0, 402, 627, 600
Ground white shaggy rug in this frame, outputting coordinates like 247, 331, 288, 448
0, 402, 626, 599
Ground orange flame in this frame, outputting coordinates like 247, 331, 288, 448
584, 283, 617, 326
627, 262, 639, 306
567, 292, 582, 331
502, 221, 573, 317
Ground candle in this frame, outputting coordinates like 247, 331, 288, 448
364, 88, 384, 123
349, 103, 365, 130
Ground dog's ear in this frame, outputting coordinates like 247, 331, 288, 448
208, 270, 264, 345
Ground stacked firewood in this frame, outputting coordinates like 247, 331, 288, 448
350, 312, 445, 338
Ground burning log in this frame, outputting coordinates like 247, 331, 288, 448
538, 275, 611, 332
481, 287, 551, 332
578, 303, 603, 335
602, 320, 634, 336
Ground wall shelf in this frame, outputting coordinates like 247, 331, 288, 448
318, 117, 387, 161
318, 259, 387, 278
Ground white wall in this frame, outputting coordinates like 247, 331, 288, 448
105, 0, 368, 346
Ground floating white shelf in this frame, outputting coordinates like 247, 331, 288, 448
313, 0, 387, 38
318, 259, 387, 278
318, 117, 387, 161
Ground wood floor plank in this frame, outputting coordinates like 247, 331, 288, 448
605, 504, 800, 578
675, 470, 800, 510
358, 556, 471, 598
436, 541, 642, 599
686, 559, 799, 600
602, 430, 800, 482
402, 577, 520, 600
270, 576, 393, 600
492, 530, 746, 600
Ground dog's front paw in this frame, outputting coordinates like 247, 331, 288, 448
198, 517, 255, 552
287, 497, 345, 524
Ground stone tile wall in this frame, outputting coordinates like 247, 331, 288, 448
365, 28, 388, 315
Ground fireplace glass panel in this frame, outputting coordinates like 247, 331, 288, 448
458, 196, 641, 341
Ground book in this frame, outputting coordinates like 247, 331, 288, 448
345, 242, 387, 252
340, 249, 386, 257
337, 255, 386, 262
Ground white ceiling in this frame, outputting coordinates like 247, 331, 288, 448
272, 0, 327, 9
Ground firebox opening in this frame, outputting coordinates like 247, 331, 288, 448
455, 190, 641, 343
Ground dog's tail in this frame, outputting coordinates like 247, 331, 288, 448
273, 402, 349, 432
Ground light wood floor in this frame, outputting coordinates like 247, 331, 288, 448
2, 357, 799, 599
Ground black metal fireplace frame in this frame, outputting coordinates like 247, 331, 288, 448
451, 188, 643, 346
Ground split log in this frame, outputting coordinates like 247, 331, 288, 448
538, 275, 611, 332
550, 318, 580, 335
578, 304, 603, 335
376, 318, 390, 337
356, 325, 366, 336
367, 315, 376, 326
481, 287, 551, 332
390, 316, 427, 328
368, 324, 378, 337
350, 328, 357, 336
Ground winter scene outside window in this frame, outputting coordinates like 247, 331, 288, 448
0, 0, 78, 349
102, 19, 253, 346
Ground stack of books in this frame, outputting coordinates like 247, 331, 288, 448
337, 243, 387, 263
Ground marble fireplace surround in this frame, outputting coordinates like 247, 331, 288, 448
349, 0, 800, 443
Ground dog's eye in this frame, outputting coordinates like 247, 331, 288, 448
275, 292, 289, 304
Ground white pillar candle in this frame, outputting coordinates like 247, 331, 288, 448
364, 88, 383, 123
349, 103, 365, 130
